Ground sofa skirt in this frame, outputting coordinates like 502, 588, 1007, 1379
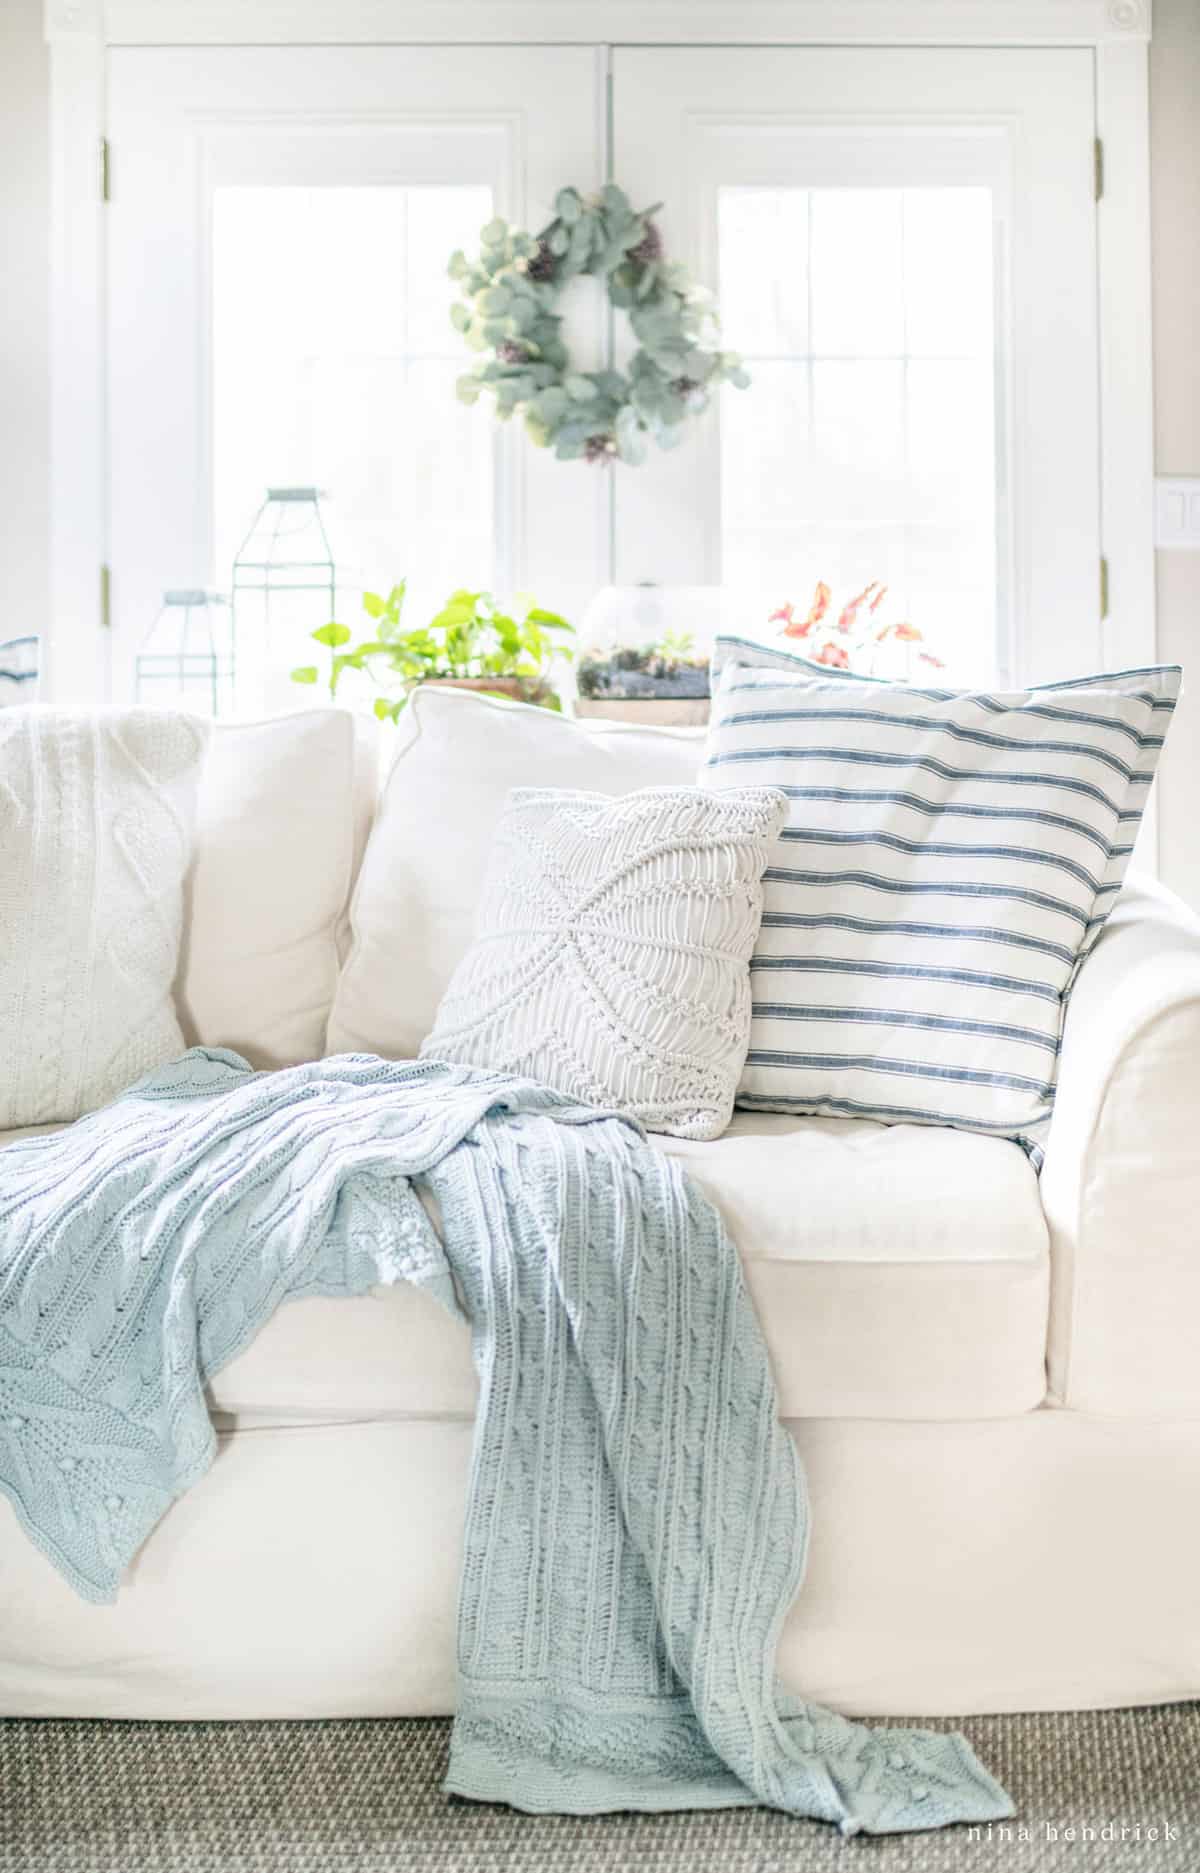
1, 1408, 1198, 1720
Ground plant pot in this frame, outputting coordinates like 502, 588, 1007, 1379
574, 698, 710, 727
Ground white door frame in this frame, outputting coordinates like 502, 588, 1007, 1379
43, 0, 1155, 714
102, 47, 606, 705
611, 50, 1108, 693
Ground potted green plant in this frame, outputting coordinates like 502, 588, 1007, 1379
575, 628, 710, 726
291, 583, 574, 721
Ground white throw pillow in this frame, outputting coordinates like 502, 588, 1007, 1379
422, 785, 788, 1139
702, 660, 1181, 1140
327, 686, 706, 1061
0, 706, 208, 1127
178, 710, 375, 1069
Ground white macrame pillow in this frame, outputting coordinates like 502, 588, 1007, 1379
0, 707, 208, 1128
421, 784, 788, 1140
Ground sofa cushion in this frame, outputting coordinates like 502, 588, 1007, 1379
202, 1112, 1048, 1424
178, 711, 375, 1068
327, 686, 706, 1062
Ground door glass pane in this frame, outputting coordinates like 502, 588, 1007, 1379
718, 185, 997, 682
212, 183, 494, 710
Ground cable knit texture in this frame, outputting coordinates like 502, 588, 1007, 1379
421, 786, 788, 1140
0, 1049, 1011, 1837
0, 707, 208, 1127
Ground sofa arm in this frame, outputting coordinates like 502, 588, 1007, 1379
1042, 875, 1200, 1413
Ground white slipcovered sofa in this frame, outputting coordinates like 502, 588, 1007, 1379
2, 689, 1198, 1722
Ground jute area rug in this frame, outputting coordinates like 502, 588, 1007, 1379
2, 1705, 1197, 1872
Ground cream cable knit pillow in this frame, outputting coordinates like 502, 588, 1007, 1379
421, 785, 788, 1140
0, 707, 208, 1128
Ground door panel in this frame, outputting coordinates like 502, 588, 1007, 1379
106, 46, 605, 705
612, 47, 1100, 686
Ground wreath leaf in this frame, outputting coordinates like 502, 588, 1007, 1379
448, 182, 750, 465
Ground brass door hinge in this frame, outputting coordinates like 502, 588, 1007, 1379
1094, 137, 1104, 203
100, 564, 112, 630
99, 136, 111, 204
1099, 555, 1109, 621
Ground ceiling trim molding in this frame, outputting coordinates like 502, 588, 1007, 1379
44, 0, 102, 38
50, 0, 1152, 48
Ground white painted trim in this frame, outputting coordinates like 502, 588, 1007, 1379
46, 4, 108, 703
61, 0, 1152, 49
44, 0, 102, 39
1096, 38, 1157, 673
1095, 36, 1159, 864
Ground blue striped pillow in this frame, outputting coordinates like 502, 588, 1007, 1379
701, 659, 1181, 1142
711, 631, 887, 684
711, 635, 1180, 952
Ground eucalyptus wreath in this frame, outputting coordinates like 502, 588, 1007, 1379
448, 183, 750, 464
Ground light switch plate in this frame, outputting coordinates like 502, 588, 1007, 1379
1155, 478, 1200, 551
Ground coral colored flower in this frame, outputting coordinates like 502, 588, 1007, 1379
837, 581, 879, 633
782, 581, 831, 639
807, 581, 831, 624
767, 582, 941, 673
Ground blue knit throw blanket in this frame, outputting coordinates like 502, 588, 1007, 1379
0, 1049, 1013, 1837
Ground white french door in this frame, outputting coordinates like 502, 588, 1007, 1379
612, 48, 1101, 686
106, 46, 606, 705
105, 41, 1105, 702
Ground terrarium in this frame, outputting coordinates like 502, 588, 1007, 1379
574, 587, 720, 726
135, 592, 233, 716
231, 487, 337, 715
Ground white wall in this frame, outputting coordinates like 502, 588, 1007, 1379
0, 0, 49, 649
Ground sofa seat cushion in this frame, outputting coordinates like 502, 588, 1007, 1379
0, 1112, 1047, 1422
206, 1113, 1047, 1424
670, 1114, 1048, 1416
